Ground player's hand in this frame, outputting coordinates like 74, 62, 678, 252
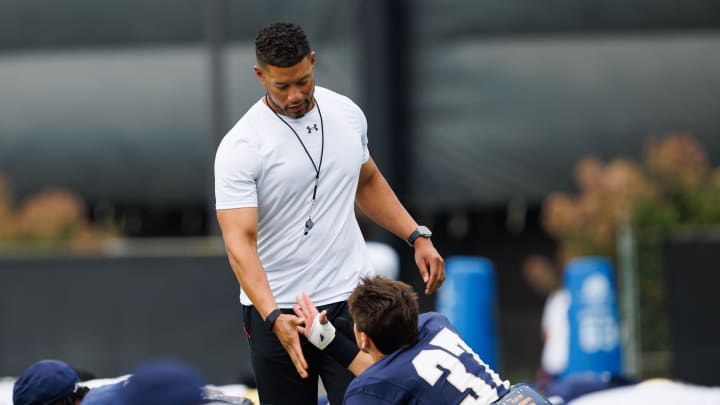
294, 292, 336, 349
293, 291, 324, 338
413, 238, 445, 294
273, 313, 309, 378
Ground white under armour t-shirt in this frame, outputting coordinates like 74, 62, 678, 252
214, 86, 374, 307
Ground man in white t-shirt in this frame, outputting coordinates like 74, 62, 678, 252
522, 255, 569, 391
214, 22, 445, 405
541, 289, 570, 377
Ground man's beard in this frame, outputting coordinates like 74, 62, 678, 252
282, 98, 311, 118
267, 87, 314, 118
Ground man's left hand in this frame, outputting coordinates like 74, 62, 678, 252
413, 238, 445, 294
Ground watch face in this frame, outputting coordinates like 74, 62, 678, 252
406, 226, 433, 246
418, 226, 432, 237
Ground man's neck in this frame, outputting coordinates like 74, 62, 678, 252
369, 348, 387, 363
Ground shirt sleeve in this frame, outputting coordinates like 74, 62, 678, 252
214, 133, 263, 210
360, 108, 369, 164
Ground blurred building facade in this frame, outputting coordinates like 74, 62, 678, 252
1, 1, 719, 235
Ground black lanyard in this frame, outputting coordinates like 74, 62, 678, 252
267, 95, 325, 235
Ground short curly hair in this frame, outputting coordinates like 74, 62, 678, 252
255, 22, 311, 68
348, 276, 419, 355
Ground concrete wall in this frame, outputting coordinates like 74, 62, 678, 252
0, 255, 252, 384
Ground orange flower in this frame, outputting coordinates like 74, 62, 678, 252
575, 157, 604, 193
601, 159, 654, 223
644, 133, 709, 191
542, 192, 581, 237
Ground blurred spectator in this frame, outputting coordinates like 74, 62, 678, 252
6, 359, 255, 405
13, 359, 90, 405
117, 359, 254, 405
119, 360, 206, 405
522, 254, 569, 392
523, 256, 637, 404
79, 378, 126, 405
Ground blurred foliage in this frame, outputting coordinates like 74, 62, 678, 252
0, 173, 117, 254
542, 155, 654, 263
543, 133, 720, 261
541, 133, 720, 370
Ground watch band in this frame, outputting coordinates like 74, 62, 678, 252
406, 226, 432, 247
264, 308, 282, 332
406, 229, 422, 247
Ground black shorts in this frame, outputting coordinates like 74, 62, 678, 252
241, 301, 356, 405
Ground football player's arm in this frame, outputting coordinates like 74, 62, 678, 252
217, 208, 308, 379
293, 292, 373, 376
355, 157, 445, 294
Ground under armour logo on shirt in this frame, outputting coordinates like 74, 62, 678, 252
307, 124, 319, 133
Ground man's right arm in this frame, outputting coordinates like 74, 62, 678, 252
217, 208, 308, 378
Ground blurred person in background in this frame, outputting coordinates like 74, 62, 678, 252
292, 276, 536, 405
8, 358, 254, 405
522, 254, 569, 393
118, 359, 208, 405
81, 359, 253, 405
13, 359, 90, 405
78, 378, 125, 405
214, 21, 445, 404
522, 257, 636, 404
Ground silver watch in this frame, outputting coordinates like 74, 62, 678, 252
406, 226, 432, 247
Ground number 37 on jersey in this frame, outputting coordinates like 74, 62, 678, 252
412, 327, 509, 405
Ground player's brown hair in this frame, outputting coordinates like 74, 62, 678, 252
348, 276, 419, 354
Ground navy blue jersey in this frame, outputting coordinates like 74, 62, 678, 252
344, 312, 510, 405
